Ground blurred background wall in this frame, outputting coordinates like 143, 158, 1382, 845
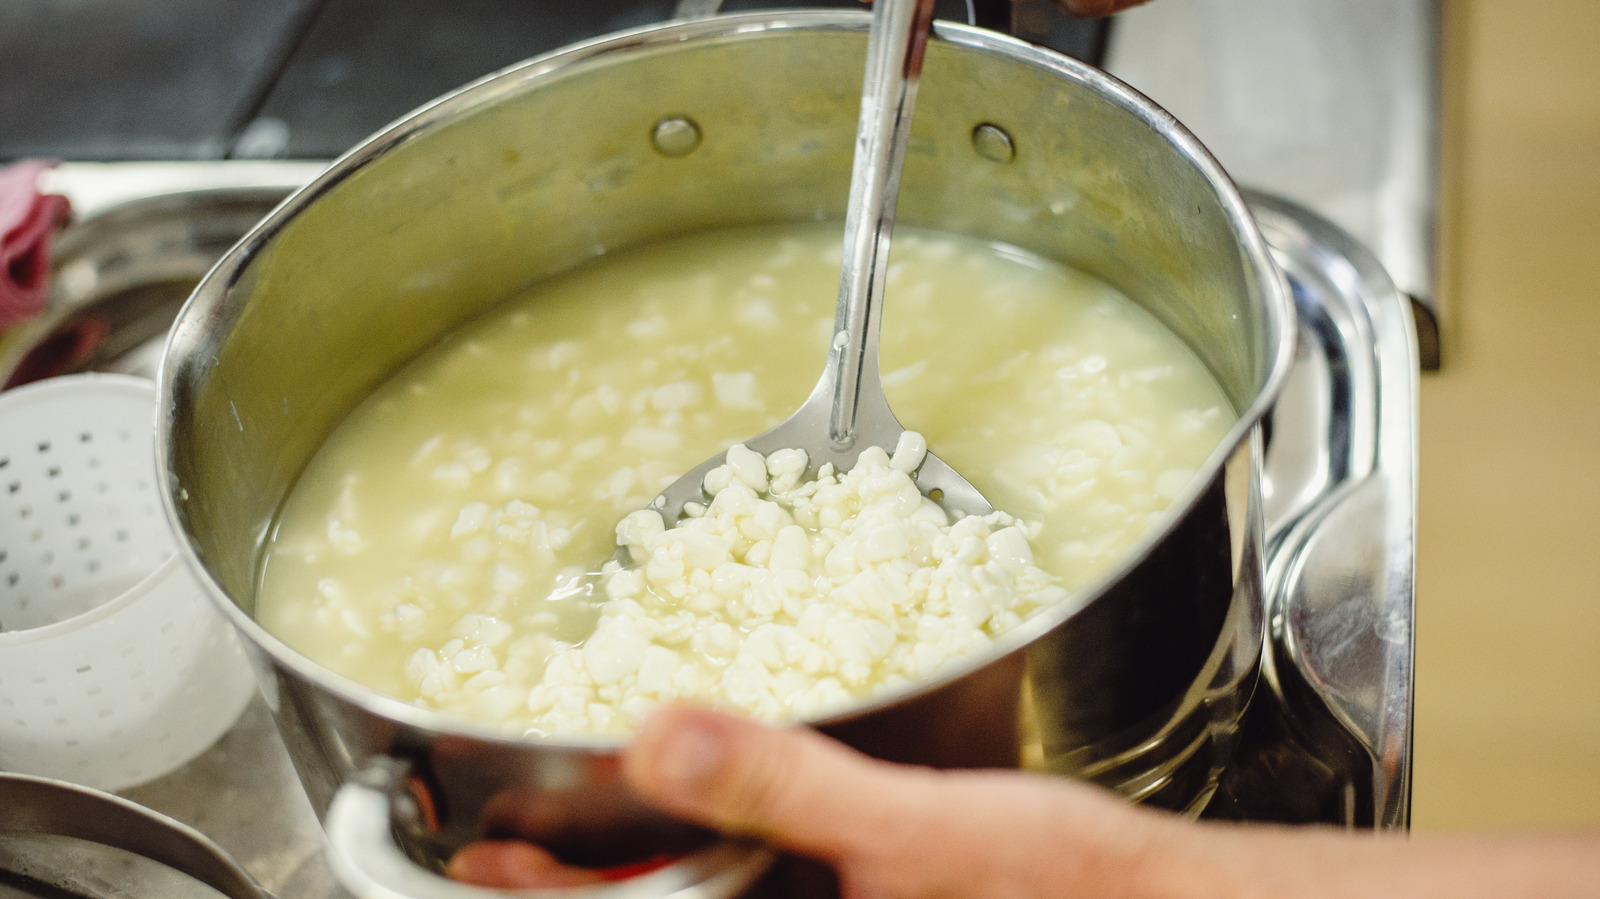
1412, 0, 1600, 830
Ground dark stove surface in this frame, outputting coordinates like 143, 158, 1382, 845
0, 1, 1106, 162
0, 0, 317, 160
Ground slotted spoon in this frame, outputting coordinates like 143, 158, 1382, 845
649, 0, 993, 522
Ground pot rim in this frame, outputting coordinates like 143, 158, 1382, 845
157, 9, 1295, 752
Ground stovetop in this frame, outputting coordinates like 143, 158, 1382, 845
0, 2, 1422, 894
0, 158, 1417, 898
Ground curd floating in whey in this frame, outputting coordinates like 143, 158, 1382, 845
256, 222, 1232, 736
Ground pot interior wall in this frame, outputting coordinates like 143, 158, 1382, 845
170, 20, 1270, 614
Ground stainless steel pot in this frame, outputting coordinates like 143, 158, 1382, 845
157, 10, 1292, 896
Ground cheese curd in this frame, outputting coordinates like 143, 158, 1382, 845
506, 435, 1066, 734
255, 222, 1233, 736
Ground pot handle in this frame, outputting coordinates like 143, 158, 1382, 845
324, 760, 775, 899
0, 772, 275, 899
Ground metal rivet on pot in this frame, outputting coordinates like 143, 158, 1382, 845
971, 123, 1015, 164
652, 116, 703, 157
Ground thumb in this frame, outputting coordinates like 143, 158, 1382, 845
623, 705, 937, 864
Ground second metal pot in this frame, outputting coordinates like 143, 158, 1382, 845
158, 10, 1292, 893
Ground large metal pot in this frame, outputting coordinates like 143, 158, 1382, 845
158, 10, 1292, 896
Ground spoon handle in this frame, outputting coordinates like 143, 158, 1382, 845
827, 0, 937, 446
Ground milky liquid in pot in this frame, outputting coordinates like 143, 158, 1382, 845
255, 222, 1232, 734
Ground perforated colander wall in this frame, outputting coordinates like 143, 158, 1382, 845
0, 375, 255, 791
0, 388, 173, 632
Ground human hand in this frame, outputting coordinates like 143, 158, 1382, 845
450, 705, 1226, 897
451, 705, 1600, 898
1051, 0, 1150, 18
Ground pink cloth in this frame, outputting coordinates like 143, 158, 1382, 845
0, 161, 72, 329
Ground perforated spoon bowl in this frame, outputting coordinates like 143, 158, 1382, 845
649, 0, 993, 523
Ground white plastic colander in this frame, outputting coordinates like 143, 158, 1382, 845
0, 374, 255, 791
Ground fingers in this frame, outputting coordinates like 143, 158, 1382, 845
623, 706, 1206, 898
1052, 0, 1150, 17
447, 840, 609, 889
448, 707, 948, 889
623, 705, 941, 863
454, 707, 1210, 898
